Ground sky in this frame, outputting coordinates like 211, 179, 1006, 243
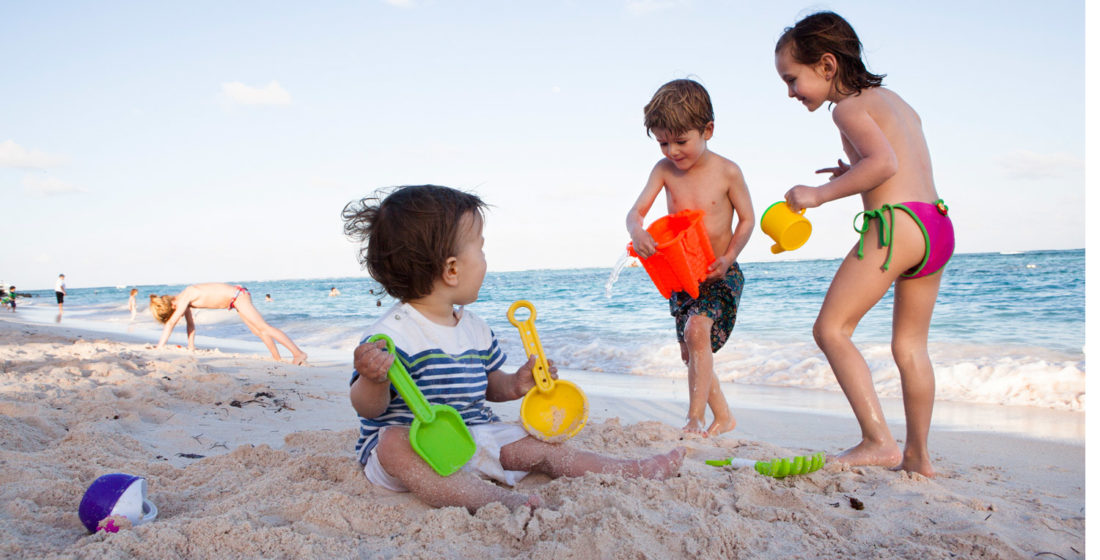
0, 0, 1086, 290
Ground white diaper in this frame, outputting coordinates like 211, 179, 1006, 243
363, 423, 531, 492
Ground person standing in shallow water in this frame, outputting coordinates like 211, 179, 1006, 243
774, 11, 954, 477
54, 274, 66, 315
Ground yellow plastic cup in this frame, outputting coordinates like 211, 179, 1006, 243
761, 201, 812, 254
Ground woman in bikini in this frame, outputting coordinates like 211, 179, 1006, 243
151, 282, 308, 365
775, 12, 954, 477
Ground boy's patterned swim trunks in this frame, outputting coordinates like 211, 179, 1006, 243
669, 262, 745, 353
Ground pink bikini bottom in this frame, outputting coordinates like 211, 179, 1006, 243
853, 199, 955, 279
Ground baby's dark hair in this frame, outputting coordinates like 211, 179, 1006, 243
776, 11, 884, 96
643, 79, 714, 137
342, 185, 487, 302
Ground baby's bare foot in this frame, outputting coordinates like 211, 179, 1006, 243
833, 440, 902, 468
636, 447, 686, 480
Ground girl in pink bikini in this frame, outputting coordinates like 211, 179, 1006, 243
775, 11, 954, 477
150, 282, 308, 365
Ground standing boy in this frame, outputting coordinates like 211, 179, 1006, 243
55, 274, 66, 315
626, 79, 754, 437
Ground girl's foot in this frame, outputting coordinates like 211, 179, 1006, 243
892, 449, 935, 477
291, 352, 309, 366
833, 440, 902, 468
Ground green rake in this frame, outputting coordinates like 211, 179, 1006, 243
706, 452, 826, 478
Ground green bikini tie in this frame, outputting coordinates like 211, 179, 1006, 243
854, 205, 896, 271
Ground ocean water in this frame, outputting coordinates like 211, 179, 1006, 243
12, 249, 1085, 411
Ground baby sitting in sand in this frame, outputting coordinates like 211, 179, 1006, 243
150, 282, 308, 365
343, 185, 685, 512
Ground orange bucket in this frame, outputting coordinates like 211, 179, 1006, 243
627, 209, 715, 299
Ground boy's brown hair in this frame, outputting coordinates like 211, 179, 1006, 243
643, 79, 714, 137
149, 295, 174, 323
342, 185, 487, 302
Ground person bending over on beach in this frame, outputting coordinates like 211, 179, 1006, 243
775, 12, 954, 477
150, 282, 308, 365
626, 79, 754, 437
344, 185, 685, 512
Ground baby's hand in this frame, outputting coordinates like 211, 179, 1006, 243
815, 159, 850, 180
630, 230, 658, 259
784, 185, 821, 213
515, 354, 558, 397
353, 339, 394, 384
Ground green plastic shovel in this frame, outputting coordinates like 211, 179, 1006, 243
368, 334, 476, 477
706, 452, 825, 478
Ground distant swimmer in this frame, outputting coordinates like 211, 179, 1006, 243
329, 287, 341, 297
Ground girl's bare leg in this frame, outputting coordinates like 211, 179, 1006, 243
376, 428, 534, 512
500, 436, 685, 480
890, 270, 943, 477
235, 297, 308, 364
816, 247, 903, 467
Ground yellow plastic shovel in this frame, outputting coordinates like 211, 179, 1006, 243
368, 334, 476, 476
507, 301, 588, 442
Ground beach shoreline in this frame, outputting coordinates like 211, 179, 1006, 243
0, 313, 1085, 559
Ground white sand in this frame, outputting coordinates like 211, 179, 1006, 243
0, 313, 1085, 559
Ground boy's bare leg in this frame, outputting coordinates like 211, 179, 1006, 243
377, 428, 536, 513
889, 271, 943, 477
683, 316, 734, 436
501, 436, 685, 480
815, 244, 904, 468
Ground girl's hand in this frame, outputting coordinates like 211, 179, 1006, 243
353, 339, 394, 385
514, 354, 558, 398
629, 230, 658, 259
706, 255, 733, 280
815, 159, 850, 180
784, 185, 822, 213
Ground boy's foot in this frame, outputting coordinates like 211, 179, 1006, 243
682, 418, 708, 437
706, 416, 736, 437
291, 352, 309, 366
832, 440, 902, 468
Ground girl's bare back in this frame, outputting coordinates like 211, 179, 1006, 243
840, 87, 938, 209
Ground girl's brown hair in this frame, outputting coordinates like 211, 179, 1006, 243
342, 185, 487, 302
776, 11, 884, 97
149, 295, 175, 323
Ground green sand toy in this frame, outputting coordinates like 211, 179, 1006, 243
368, 334, 476, 477
706, 452, 825, 478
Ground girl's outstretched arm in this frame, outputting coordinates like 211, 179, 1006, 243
786, 101, 898, 211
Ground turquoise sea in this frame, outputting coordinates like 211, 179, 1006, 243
11, 249, 1085, 411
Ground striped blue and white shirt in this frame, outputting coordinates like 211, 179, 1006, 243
351, 303, 506, 465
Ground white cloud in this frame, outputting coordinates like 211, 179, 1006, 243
220, 80, 292, 106
0, 140, 67, 169
996, 150, 1084, 180
22, 174, 85, 196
